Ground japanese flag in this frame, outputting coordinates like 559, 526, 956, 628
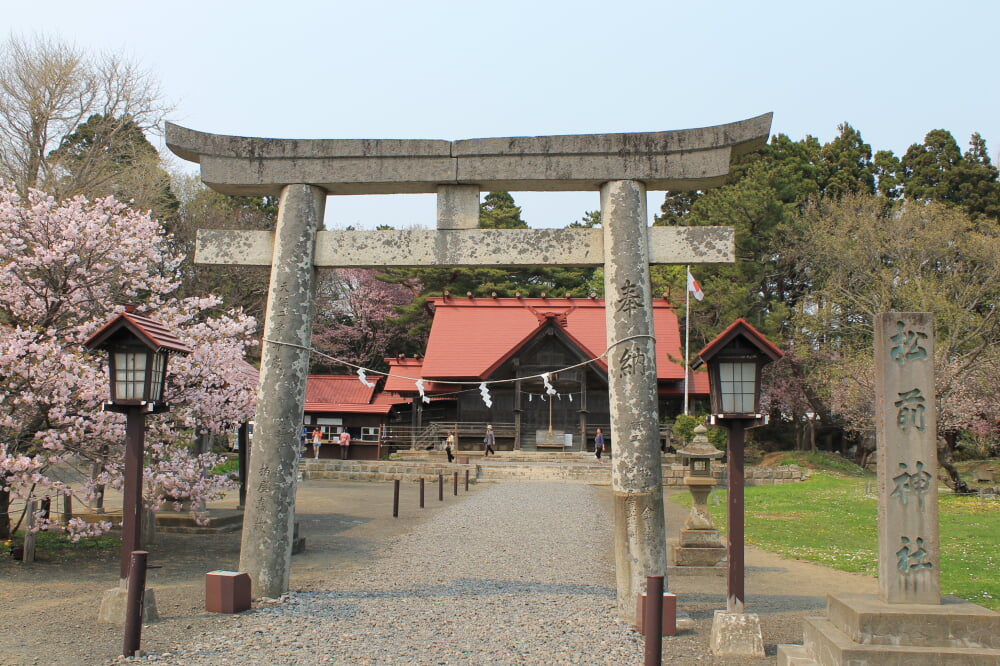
687, 269, 704, 301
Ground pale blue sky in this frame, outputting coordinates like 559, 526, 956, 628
8, 0, 997, 229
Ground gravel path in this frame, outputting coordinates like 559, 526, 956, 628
144, 482, 665, 665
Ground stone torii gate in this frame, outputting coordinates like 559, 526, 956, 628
166, 114, 771, 622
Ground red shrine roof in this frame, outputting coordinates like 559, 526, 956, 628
382, 358, 454, 395
385, 296, 709, 397
304, 375, 401, 414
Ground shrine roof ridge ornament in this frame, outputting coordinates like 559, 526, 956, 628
165, 113, 772, 197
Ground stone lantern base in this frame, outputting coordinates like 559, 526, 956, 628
670, 473, 726, 567
669, 527, 727, 566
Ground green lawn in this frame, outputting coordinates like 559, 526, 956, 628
675, 472, 1000, 610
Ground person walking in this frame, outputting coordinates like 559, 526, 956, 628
444, 431, 455, 463
594, 427, 605, 462
483, 424, 496, 457
312, 427, 323, 459
339, 429, 351, 460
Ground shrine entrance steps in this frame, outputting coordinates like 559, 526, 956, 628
300, 454, 806, 487
298, 454, 612, 484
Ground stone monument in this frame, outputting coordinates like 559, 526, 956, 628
777, 313, 1000, 664
167, 115, 772, 621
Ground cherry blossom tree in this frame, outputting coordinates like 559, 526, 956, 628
0, 185, 257, 539
782, 194, 1000, 479
311, 268, 419, 373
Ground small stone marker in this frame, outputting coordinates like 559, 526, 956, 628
205, 570, 252, 614
709, 610, 764, 657
875, 312, 939, 604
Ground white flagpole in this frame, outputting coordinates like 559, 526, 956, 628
684, 265, 691, 415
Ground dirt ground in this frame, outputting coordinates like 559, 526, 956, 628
1, 480, 471, 665
0, 480, 877, 665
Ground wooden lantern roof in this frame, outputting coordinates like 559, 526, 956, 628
691, 318, 782, 370
84, 310, 192, 355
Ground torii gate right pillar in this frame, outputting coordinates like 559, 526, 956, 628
602, 180, 666, 622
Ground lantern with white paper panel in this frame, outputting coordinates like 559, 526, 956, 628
692, 319, 782, 420
86, 309, 191, 408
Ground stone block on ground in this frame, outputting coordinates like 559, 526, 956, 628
710, 610, 764, 657
98, 585, 159, 624
205, 571, 251, 613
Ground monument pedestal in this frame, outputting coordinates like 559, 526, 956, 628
776, 593, 1000, 665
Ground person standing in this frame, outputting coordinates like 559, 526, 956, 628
594, 427, 605, 462
312, 427, 323, 459
483, 424, 496, 457
339, 429, 351, 460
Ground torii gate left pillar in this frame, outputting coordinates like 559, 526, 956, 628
240, 184, 324, 596
167, 115, 771, 619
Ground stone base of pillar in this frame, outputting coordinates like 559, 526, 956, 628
97, 585, 159, 624
710, 610, 764, 657
776, 593, 1000, 665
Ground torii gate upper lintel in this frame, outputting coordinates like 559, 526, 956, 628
165, 112, 771, 196
165, 114, 773, 621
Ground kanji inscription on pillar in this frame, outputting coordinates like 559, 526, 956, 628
875, 313, 940, 604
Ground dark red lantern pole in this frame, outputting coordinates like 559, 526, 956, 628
692, 319, 783, 615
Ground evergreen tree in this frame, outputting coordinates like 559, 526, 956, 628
898, 129, 1000, 220
46, 113, 178, 220
819, 123, 876, 196
479, 191, 527, 229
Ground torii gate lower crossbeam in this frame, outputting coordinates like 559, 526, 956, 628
166, 115, 772, 624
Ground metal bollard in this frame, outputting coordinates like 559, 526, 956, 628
420, 477, 425, 508
465, 469, 469, 492
453, 471, 458, 496
393, 479, 400, 518
644, 575, 664, 666
438, 473, 443, 501
123, 550, 149, 657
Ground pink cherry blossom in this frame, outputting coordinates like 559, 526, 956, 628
0, 185, 257, 539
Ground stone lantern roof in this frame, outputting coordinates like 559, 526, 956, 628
676, 424, 724, 460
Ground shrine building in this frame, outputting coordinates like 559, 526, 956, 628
380, 295, 708, 453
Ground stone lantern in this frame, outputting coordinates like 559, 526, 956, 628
669, 424, 726, 567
